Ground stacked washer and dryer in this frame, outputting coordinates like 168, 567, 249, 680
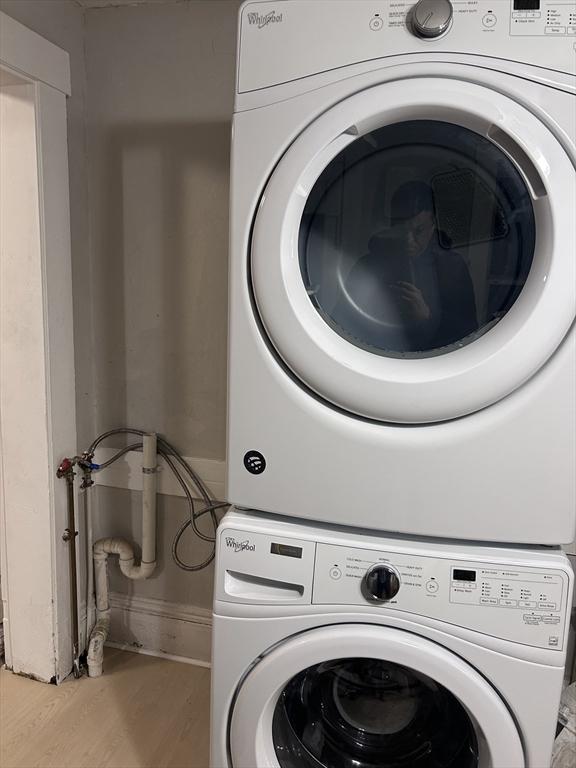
211, 1, 576, 766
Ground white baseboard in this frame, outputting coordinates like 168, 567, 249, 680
106, 591, 212, 666
93, 448, 226, 501
105, 641, 211, 668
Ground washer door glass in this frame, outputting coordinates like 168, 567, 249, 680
299, 120, 535, 358
273, 657, 478, 768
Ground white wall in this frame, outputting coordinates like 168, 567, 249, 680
85, 0, 240, 625
85, 0, 238, 456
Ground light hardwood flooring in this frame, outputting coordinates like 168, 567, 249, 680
0, 649, 211, 768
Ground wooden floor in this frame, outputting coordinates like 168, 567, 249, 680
0, 649, 211, 768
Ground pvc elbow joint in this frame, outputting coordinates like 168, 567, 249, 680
118, 558, 156, 580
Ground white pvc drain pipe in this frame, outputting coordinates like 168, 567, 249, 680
87, 433, 157, 677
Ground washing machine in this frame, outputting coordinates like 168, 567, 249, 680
227, 0, 576, 545
210, 509, 574, 768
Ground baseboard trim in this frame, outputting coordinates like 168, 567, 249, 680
106, 591, 212, 665
105, 641, 211, 669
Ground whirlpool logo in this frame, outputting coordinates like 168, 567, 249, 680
247, 10, 283, 29
225, 537, 256, 553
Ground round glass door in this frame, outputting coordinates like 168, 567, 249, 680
300, 120, 535, 359
250, 77, 576, 423
273, 657, 478, 768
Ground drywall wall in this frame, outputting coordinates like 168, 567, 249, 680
85, 0, 238, 455
85, 0, 241, 623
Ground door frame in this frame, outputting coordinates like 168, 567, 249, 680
0, 12, 77, 683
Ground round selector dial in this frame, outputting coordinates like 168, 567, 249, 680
411, 0, 453, 39
362, 564, 401, 602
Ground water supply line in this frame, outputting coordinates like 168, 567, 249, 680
56, 458, 81, 679
80, 467, 95, 666
87, 433, 158, 677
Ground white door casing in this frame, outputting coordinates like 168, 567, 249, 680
251, 78, 576, 423
229, 624, 525, 768
0, 13, 76, 683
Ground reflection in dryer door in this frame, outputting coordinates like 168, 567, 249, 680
299, 120, 535, 359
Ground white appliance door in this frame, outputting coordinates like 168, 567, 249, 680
251, 77, 575, 423
229, 625, 524, 768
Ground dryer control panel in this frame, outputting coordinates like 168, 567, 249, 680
237, 0, 576, 94
510, 0, 576, 36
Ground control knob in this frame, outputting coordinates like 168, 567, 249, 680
362, 564, 401, 602
411, 0, 453, 39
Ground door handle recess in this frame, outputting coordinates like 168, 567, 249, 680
225, 570, 305, 601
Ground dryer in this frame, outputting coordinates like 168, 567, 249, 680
227, 0, 576, 544
210, 509, 574, 768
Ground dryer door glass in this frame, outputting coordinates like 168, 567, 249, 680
299, 120, 535, 358
272, 657, 479, 767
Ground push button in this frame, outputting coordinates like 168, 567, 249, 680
524, 614, 541, 625
369, 15, 383, 31
480, 597, 499, 606
426, 580, 439, 594
330, 567, 342, 580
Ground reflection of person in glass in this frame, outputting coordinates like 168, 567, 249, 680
339, 180, 478, 354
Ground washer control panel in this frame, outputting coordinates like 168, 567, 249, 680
313, 543, 571, 650
450, 565, 563, 610
216, 524, 572, 651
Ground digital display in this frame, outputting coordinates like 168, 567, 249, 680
513, 0, 540, 10
271, 543, 302, 559
453, 569, 477, 582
